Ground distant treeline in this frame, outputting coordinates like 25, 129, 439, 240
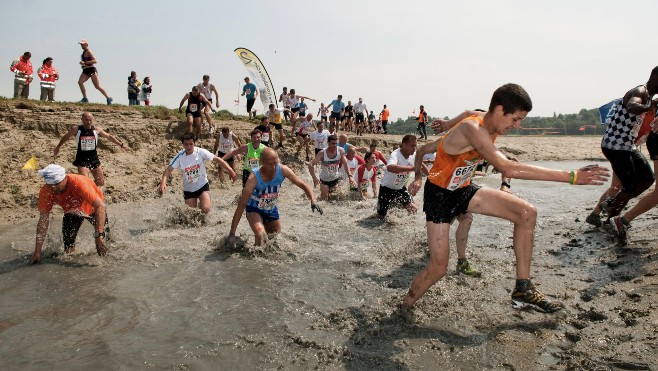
387, 108, 603, 136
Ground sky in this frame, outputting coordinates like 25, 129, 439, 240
1, 0, 657, 121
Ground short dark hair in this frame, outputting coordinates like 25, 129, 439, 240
364, 151, 374, 162
23, 52, 31, 58
488, 83, 532, 114
328, 134, 338, 142
401, 134, 416, 144
203, 75, 210, 80
250, 129, 262, 137
181, 132, 196, 142
221, 127, 229, 133
369, 143, 377, 148
43, 57, 53, 64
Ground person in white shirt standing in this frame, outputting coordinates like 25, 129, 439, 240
353, 98, 368, 136
159, 133, 236, 213
198, 75, 220, 134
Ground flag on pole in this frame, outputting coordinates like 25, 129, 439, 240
22, 155, 38, 170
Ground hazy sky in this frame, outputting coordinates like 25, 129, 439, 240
1, 0, 657, 121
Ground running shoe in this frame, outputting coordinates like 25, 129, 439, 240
456, 259, 480, 276
585, 212, 602, 227
611, 216, 630, 246
106, 97, 113, 105
80, 97, 88, 103
511, 283, 563, 313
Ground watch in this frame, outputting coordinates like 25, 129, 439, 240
93, 231, 106, 239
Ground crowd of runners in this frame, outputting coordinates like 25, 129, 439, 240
21, 47, 658, 316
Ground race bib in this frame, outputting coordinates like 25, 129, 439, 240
80, 136, 96, 151
257, 193, 279, 210
359, 180, 370, 191
446, 164, 477, 190
184, 163, 202, 183
248, 158, 260, 170
314, 139, 325, 148
262, 133, 270, 142
393, 172, 409, 188
326, 164, 339, 173
220, 143, 232, 153
189, 104, 198, 113
246, 89, 252, 95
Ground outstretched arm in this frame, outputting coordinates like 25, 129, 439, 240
30, 213, 50, 264
179, 94, 189, 112
212, 156, 237, 181
408, 139, 440, 195
431, 110, 481, 133
223, 144, 247, 161
96, 127, 130, 151
159, 166, 175, 195
282, 165, 317, 204
54, 125, 78, 157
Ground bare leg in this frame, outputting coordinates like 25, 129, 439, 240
78, 74, 90, 98
90, 166, 105, 187
320, 184, 329, 201
198, 191, 212, 214
246, 212, 267, 246
455, 213, 473, 259
90, 74, 110, 99
186, 114, 193, 133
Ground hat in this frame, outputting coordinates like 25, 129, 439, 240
78, 39, 89, 45
38, 164, 66, 185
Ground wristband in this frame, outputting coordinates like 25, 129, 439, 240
569, 171, 576, 185
501, 181, 511, 188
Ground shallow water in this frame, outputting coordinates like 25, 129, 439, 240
0, 161, 621, 369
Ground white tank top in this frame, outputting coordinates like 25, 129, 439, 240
319, 148, 343, 182
218, 132, 234, 153
199, 82, 214, 100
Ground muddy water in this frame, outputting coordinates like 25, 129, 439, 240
2, 160, 647, 370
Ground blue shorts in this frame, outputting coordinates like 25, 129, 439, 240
246, 205, 280, 224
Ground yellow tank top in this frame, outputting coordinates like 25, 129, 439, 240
428, 115, 496, 190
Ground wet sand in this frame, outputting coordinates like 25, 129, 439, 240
1, 100, 657, 369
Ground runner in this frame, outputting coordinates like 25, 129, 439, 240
368, 111, 377, 133
356, 152, 378, 200
318, 102, 329, 123
288, 89, 316, 133
222, 129, 266, 187
31, 164, 109, 263
340, 145, 365, 194
77, 39, 112, 105
242, 77, 259, 120
255, 117, 273, 147
327, 95, 345, 128
367, 143, 388, 173
402, 83, 609, 314
197, 75, 220, 134
228, 148, 323, 247
376, 134, 424, 218
417, 105, 428, 140
53, 112, 131, 187
295, 97, 308, 117
294, 113, 316, 161
159, 133, 236, 213
308, 134, 356, 200
279, 87, 291, 122
343, 101, 354, 132
213, 127, 243, 183
310, 121, 330, 155
266, 103, 289, 148
380, 104, 390, 134
354, 98, 368, 135
179, 86, 214, 136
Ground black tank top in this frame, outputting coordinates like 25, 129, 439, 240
76, 125, 98, 159
187, 92, 201, 113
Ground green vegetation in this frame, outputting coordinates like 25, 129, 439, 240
387, 108, 602, 136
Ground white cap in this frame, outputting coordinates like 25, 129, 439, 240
38, 164, 66, 185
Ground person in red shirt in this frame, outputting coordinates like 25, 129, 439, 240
356, 152, 378, 200
10, 51, 33, 98
31, 164, 108, 264
37, 57, 59, 101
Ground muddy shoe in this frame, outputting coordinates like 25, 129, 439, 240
391, 303, 415, 324
456, 258, 480, 277
511, 284, 563, 313
611, 216, 630, 246
585, 212, 602, 228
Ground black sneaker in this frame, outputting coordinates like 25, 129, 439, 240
585, 212, 602, 227
611, 216, 630, 245
511, 284, 563, 313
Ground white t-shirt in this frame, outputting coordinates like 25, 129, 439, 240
310, 130, 329, 149
168, 147, 214, 192
296, 119, 313, 135
354, 102, 367, 114
380, 149, 415, 190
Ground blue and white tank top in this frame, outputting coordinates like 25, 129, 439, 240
247, 164, 285, 213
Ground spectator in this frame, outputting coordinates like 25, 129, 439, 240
127, 71, 140, 105
37, 57, 59, 101
9, 51, 33, 98
139, 76, 152, 106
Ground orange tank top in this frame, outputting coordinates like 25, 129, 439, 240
428, 115, 496, 190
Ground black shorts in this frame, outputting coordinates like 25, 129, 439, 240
81, 67, 97, 77
73, 156, 101, 169
296, 132, 308, 138
217, 151, 234, 165
355, 113, 365, 123
242, 169, 252, 187
246, 98, 256, 111
647, 132, 658, 160
291, 107, 300, 113
330, 111, 341, 120
320, 178, 340, 188
602, 147, 655, 195
62, 212, 108, 249
186, 109, 202, 118
423, 181, 480, 223
376, 185, 413, 216
183, 182, 209, 200
271, 122, 283, 130
321, 115, 328, 121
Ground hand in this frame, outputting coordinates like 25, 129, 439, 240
229, 170, 237, 182
575, 165, 610, 186
349, 178, 357, 188
95, 238, 107, 256
311, 203, 323, 215
30, 250, 41, 264
216, 102, 220, 108
158, 182, 166, 196
121, 143, 131, 151
211, 108, 217, 113
53, 146, 60, 157
408, 178, 422, 196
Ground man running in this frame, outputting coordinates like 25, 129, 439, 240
308, 134, 356, 200
242, 77, 259, 120
54, 112, 130, 186
340, 145, 365, 192
213, 127, 242, 183
31, 164, 109, 263
222, 129, 266, 187
403, 83, 608, 314
327, 95, 345, 128
159, 133, 236, 213
197, 75, 220, 133
279, 87, 291, 122
295, 113, 316, 161
255, 117, 273, 147
343, 101, 355, 132
417, 105, 428, 140
380, 104, 390, 134
354, 98, 368, 135
77, 39, 112, 105
318, 102, 329, 123
266, 103, 288, 148
310, 121, 330, 155
228, 148, 323, 246
179, 86, 214, 136
376, 134, 424, 218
